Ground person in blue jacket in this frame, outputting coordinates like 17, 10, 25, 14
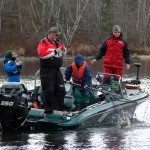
65, 54, 94, 110
3, 50, 23, 82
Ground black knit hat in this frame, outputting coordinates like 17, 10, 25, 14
5, 50, 12, 59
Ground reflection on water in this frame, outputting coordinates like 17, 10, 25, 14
1, 58, 150, 150
1, 125, 150, 150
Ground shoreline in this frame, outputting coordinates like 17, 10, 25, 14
0, 55, 150, 61
138, 55, 150, 59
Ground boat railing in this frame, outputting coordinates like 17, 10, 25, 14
34, 70, 40, 89
95, 72, 127, 98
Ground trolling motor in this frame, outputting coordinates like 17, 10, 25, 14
123, 63, 142, 90
130, 63, 141, 84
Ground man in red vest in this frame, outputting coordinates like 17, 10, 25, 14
91, 25, 130, 77
37, 27, 66, 114
65, 54, 94, 110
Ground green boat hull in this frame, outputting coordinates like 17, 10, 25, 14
23, 91, 149, 132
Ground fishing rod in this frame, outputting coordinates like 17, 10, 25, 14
66, 81, 99, 91
66, 80, 140, 105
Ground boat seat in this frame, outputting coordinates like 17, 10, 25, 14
37, 86, 44, 104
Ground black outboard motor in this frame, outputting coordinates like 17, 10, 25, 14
0, 82, 28, 131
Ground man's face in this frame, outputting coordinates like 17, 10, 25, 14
49, 32, 58, 41
112, 31, 121, 38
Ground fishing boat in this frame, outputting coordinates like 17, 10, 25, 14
0, 63, 149, 132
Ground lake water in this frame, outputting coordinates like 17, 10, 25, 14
0, 57, 150, 150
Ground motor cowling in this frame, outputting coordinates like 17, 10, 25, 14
0, 82, 28, 131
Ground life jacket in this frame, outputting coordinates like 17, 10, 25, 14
103, 37, 125, 69
38, 37, 64, 69
72, 61, 87, 83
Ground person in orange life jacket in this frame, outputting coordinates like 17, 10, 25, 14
65, 54, 92, 110
37, 26, 67, 114
91, 25, 130, 84
3, 50, 23, 82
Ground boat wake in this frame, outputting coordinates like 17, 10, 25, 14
115, 111, 132, 129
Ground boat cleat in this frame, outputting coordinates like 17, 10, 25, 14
53, 110, 68, 116
66, 111, 79, 117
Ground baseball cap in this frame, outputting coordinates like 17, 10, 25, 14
48, 27, 60, 35
112, 25, 121, 32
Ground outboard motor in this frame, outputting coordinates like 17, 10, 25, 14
0, 82, 28, 131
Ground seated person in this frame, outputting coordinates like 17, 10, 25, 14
65, 54, 93, 110
3, 50, 23, 82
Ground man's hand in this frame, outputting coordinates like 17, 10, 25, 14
16, 61, 22, 66
91, 59, 97, 64
56, 47, 62, 53
66, 80, 71, 84
126, 64, 130, 70
84, 85, 88, 89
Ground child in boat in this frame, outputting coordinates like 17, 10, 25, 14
65, 54, 94, 110
3, 50, 23, 82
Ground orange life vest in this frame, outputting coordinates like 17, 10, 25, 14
72, 61, 87, 83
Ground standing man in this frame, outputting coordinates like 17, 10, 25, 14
37, 27, 66, 114
91, 25, 130, 77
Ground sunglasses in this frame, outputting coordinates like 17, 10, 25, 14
52, 33, 58, 36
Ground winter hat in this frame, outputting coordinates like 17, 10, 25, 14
112, 25, 121, 32
48, 27, 60, 35
5, 50, 12, 59
74, 54, 84, 65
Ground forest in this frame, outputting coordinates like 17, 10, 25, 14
0, 0, 150, 57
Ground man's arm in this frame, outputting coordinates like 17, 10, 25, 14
37, 42, 55, 59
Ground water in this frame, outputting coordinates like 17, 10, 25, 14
0, 57, 150, 150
